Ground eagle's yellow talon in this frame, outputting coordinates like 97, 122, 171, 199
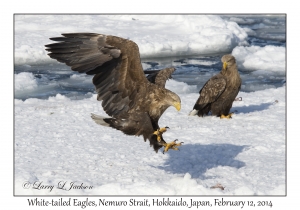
159, 127, 168, 133
153, 129, 161, 142
220, 112, 234, 119
162, 139, 183, 154
153, 127, 169, 142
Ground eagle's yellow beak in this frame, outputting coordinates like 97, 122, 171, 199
223, 61, 227, 70
173, 102, 181, 111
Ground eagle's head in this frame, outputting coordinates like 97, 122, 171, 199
165, 91, 181, 111
221, 54, 236, 70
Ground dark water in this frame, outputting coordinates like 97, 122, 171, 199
14, 15, 286, 100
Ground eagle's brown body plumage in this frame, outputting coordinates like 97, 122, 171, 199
190, 54, 241, 117
45, 33, 181, 152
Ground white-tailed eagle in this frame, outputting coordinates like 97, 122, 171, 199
45, 33, 182, 153
189, 54, 241, 119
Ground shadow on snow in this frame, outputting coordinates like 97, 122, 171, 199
157, 143, 248, 179
233, 102, 274, 114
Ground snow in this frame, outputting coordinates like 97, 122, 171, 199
14, 80, 285, 195
14, 15, 248, 65
232, 45, 286, 73
14, 72, 38, 91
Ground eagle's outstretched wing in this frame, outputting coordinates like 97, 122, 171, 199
144, 67, 175, 87
46, 33, 148, 118
46, 33, 155, 138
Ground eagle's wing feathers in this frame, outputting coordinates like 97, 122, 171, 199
196, 75, 227, 106
46, 33, 121, 73
45, 33, 148, 118
145, 67, 175, 87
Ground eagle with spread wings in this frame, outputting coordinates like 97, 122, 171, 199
45, 33, 182, 153
189, 54, 241, 118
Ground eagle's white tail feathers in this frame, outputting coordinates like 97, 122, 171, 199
90, 113, 110, 127
189, 109, 199, 116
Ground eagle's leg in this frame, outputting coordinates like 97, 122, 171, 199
153, 126, 169, 142
220, 112, 234, 119
162, 139, 184, 154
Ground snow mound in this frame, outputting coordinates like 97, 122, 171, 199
232, 45, 285, 73
14, 15, 248, 65
14, 72, 38, 91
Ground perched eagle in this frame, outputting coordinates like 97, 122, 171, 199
189, 54, 241, 118
45, 33, 182, 153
